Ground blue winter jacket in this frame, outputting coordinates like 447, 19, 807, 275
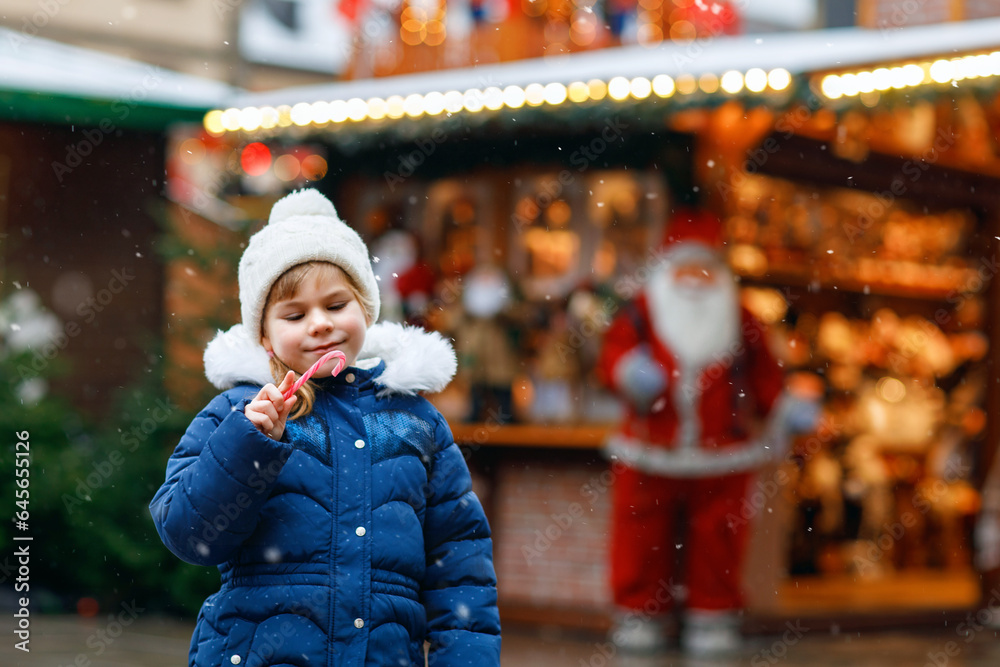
149, 322, 501, 666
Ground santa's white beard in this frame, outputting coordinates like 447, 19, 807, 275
647, 249, 740, 373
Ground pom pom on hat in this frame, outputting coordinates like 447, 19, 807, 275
238, 189, 380, 342
268, 187, 337, 222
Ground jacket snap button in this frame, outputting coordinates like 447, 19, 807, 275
356, 526, 366, 537
230, 656, 241, 665
354, 439, 365, 449
345, 372, 356, 383
354, 618, 365, 629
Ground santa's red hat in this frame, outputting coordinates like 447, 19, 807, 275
662, 207, 725, 249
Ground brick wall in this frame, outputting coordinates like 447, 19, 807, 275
492, 458, 614, 612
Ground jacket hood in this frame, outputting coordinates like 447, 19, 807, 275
203, 321, 456, 396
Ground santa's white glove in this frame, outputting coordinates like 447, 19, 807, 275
614, 345, 667, 413
975, 511, 1000, 572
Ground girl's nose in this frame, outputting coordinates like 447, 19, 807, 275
307, 309, 334, 334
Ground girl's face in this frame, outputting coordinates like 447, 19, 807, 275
261, 266, 368, 375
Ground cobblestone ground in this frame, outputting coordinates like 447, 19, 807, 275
3, 615, 1000, 666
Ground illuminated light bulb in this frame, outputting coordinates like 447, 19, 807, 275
463, 89, 485, 112
301, 154, 328, 181
956, 56, 975, 80
902, 63, 925, 86
221, 107, 242, 132
443, 90, 464, 113
330, 100, 350, 123
720, 70, 743, 94
820, 75, 842, 99
484, 86, 505, 110
543, 82, 568, 105
930, 59, 954, 84
240, 142, 272, 176
423, 91, 446, 115
291, 102, 313, 126
239, 107, 263, 132
630, 77, 652, 99
311, 101, 332, 124
525, 83, 546, 106
587, 79, 607, 101
346, 97, 368, 122
567, 81, 590, 103
503, 85, 527, 108
204, 109, 225, 135
367, 97, 388, 120
652, 74, 675, 97
676, 74, 697, 95
839, 73, 859, 97
274, 154, 300, 182
744, 68, 767, 93
767, 68, 791, 91
698, 72, 719, 94
404, 93, 425, 117
608, 76, 631, 101
276, 105, 293, 128
888, 67, 907, 89
989, 52, 1000, 76
260, 107, 280, 129
974, 54, 993, 78
856, 70, 876, 94
386, 95, 406, 119
872, 67, 892, 91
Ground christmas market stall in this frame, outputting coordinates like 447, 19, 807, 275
168, 17, 1000, 630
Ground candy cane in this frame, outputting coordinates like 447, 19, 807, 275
282, 350, 347, 401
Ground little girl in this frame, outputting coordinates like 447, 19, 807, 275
150, 189, 501, 666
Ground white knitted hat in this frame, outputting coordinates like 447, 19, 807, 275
238, 189, 380, 341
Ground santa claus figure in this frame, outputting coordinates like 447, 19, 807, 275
599, 207, 816, 655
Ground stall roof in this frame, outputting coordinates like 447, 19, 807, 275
231, 17, 1000, 109
0, 26, 238, 130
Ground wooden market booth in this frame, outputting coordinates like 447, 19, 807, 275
168, 18, 1000, 632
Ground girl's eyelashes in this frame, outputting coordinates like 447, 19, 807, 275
327, 303, 346, 311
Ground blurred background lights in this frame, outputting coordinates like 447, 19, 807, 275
347, 97, 368, 121
608, 76, 630, 101
567, 81, 589, 104
767, 68, 792, 90
404, 93, 425, 117
629, 77, 652, 100
367, 97, 388, 120
652, 74, 675, 97
543, 82, 568, 105
484, 87, 505, 110
503, 85, 528, 108
386, 95, 407, 119
587, 79, 607, 101
720, 70, 744, 94
290, 102, 312, 126
876, 376, 907, 403
676, 74, 697, 94
525, 83, 546, 106
744, 68, 768, 92
301, 154, 328, 181
273, 153, 300, 181
240, 142, 272, 176
239, 107, 263, 132
424, 91, 447, 115
698, 72, 719, 94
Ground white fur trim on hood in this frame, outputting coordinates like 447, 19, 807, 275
203, 321, 456, 396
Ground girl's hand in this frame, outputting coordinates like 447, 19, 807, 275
245, 371, 298, 441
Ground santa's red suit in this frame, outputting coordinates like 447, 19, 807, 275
599, 210, 787, 619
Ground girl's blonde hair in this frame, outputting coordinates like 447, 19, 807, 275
262, 261, 370, 420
